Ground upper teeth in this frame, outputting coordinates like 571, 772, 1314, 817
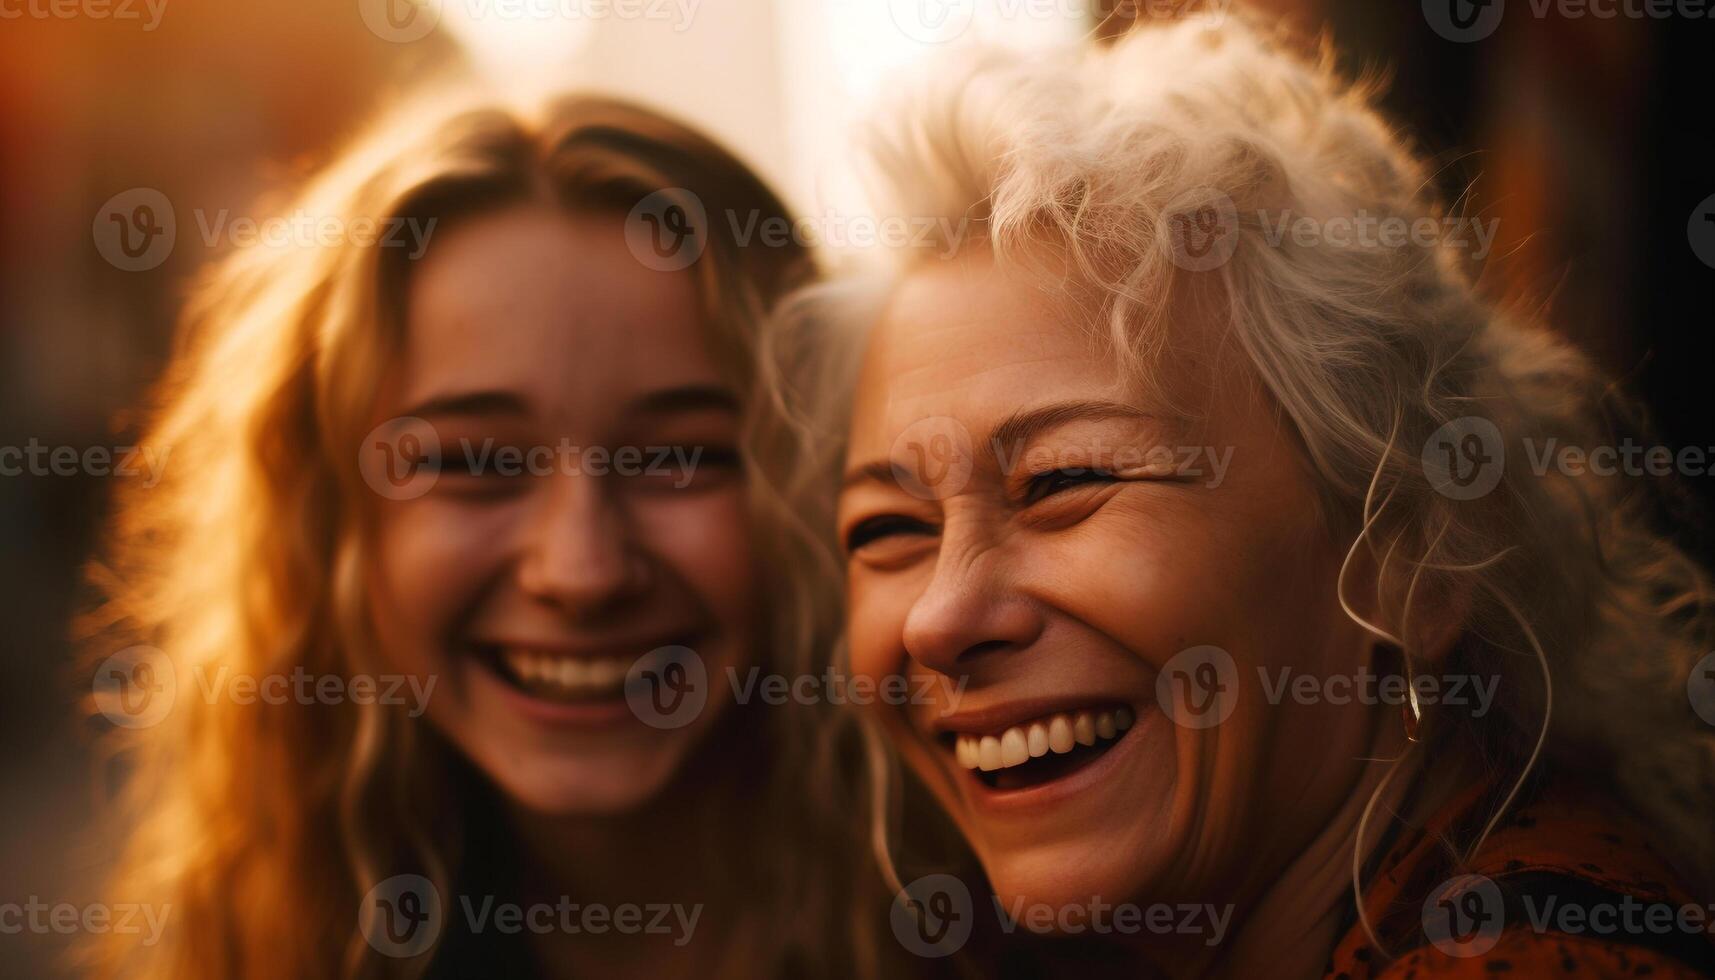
503, 650, 630, 692
952, 707, 1134, 772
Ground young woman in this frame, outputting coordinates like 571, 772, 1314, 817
87, 93, 889, 979
767, 14, 1715, 979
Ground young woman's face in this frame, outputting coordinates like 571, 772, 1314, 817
838, 250, 1380, 916
366, 205, 755, 815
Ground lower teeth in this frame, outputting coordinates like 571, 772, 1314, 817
981, 739, 1116, 790
515, 678, 623, 703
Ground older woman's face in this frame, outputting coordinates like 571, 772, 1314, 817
839, 250, 1380, 917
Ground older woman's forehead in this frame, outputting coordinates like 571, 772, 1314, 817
849, 253, 1231, 451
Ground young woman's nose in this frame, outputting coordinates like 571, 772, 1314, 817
516, 473, 652, 614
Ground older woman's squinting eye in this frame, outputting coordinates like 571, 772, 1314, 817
1021, 466, 1119, 504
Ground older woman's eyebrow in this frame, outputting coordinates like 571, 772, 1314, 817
840, 400, 1180, 491
987, 399, 1175, 450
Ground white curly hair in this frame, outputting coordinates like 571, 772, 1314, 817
759, 7, 1715, 956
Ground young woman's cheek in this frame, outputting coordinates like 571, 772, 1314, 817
629, 486, 756, 627
366, 497, 522, 669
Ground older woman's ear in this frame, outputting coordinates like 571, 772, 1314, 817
1337, 532, 1474, 670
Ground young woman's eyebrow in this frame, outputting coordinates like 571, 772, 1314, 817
626, 383, 741, 417
401, 389, 532, 419
840, 459, 910, 492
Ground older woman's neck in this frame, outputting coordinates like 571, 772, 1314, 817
1209, 723, 1433, 980
1049, 717, 1433, 980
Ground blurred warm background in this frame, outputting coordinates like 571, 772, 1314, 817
1, 1, 1709, 975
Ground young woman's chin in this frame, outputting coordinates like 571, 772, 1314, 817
425, 639, 743, 816
467, 736, 703, 815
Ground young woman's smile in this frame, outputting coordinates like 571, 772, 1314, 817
367, 205, 756, 814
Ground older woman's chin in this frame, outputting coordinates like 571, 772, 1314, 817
979, 835, 1181, 931
928, 707, 1187, 920
974, 801, 1191, 925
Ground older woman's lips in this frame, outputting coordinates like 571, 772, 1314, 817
935, 701, 1138, 793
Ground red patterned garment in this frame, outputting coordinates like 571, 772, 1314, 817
1325, 783, 1715, 978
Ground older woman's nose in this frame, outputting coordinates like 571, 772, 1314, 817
517, 474, 652, 615
901, 542, 1044, 675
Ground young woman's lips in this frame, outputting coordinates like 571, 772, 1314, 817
469, 636, 694, 730
931, 697, 1145, 811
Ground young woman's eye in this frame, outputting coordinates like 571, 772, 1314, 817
685, 446, 742, 471
1024, 467, 1117, 504
844, 514, 937, 553
634, 444, 742, 488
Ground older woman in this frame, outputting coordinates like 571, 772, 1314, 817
766, 13, 1715, 979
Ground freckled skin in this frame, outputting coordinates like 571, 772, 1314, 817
839, 249, 1384, 922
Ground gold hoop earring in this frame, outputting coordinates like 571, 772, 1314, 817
1400, 647, 1423, 743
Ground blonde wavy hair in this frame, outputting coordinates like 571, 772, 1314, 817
759, 8, 1715, 959
85, 91, 885, 979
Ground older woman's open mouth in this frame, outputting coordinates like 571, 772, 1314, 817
937, 702, 1138, 792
